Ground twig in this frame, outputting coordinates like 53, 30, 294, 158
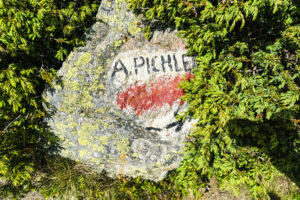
1, 114, 21, 133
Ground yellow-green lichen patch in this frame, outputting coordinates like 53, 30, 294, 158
58, 92, 80, 113
98, 84, 105, 90
55, 116, 77, 133
129, 166, 147, 177
80, 122, 99, 133
99, 122, 114, 130
84, 78, 104, 94
128, 21, 141, 35
62, 138, 75, 148
55, 122, 69, 132
91, 143, 105, 153
61, 149, 72, 157
108, 132, 119, 141
164, 154, 172, 160
66, 66, 78, 79
42, 93, 51, 103
98, 164, 105, 169
116, 137, 130, 155
79, 150, 89, 158
116, 0, 126, 3
95, 108, 105, 113
97, 120, 111, 130
99, 136, 109, 145
55, 115, 78, 136
95, 162, 105, 170
53, 82, 62, 91
170, 149, 178, 153
66, 52, 75, 62
53, 130, 66, 142
155, 162, 163, 167
78, 122, 99, 146
97, 52, 103, 58
131, 152, 139, 159
64, 79, 80, 91
108, 124, 114, 129
79, 64, 106, 97
91, 158, 104, 166
80, 90, 95, 109
75, 53, 92, 67
78, 136, 90, 146
98, 0, 141, 35
105, 1, 112, 7
66, 115, 78, 132
97, 2, 131, 33
114, 39, 123, 48
104, 58, 112, 66
97, 66, 105, 74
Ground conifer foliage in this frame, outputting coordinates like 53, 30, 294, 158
129, 0, 299, 198
0, 0, 100, 197
0, 0, 299, 198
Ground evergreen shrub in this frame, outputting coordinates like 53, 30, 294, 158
128, 0, 299, 198
0, 0, 100, 198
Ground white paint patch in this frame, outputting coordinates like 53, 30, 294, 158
107, 50, 197, 143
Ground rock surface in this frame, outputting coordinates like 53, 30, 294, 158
44, 0, 196, 181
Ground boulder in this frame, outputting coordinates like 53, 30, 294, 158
44, 0, 196, 181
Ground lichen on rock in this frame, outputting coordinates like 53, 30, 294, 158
44, 0, 197, 181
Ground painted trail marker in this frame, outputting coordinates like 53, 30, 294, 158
108, 49, 196, 143
109, 50, 195, 111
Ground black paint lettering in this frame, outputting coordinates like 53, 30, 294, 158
134, 56, 145, 74
166, 119, 184, 132
173, 54, 182, 72
146, 127, 162, 131
192, 57, 196, 69
161, 55, 172, 72
182, 54, 196, 72
182, 54, 191, 72
146, 57, 151, 74
111, 59, 128, 78
151, 56, 160, 72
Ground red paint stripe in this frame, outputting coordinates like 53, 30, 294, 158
116, 73, 193, 115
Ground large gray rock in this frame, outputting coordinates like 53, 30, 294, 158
44, 0, 196, 181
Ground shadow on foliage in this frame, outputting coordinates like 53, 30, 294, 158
226, 110, 300, 188
268, 192, 281, 200
0, 120, 62, 199
39, 155, 132, 200
0, 0, 102, 198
